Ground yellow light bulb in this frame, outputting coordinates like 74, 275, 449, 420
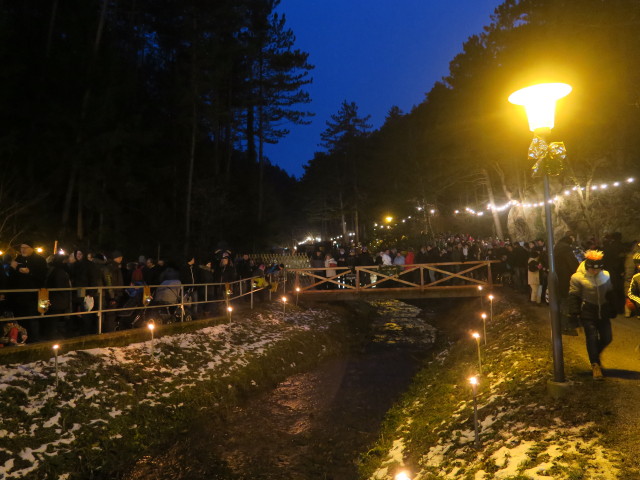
508, 83, 572, 131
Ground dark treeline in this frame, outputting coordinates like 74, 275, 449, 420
299, 0, 640, 247
0, 0, 311, 258
2, 0, 640, 259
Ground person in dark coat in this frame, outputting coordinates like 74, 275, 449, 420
99, 251, 125, 332
603, 232, 626, 314
9, 240, 47, 341
236, 254, 255, 280
68, 249, 100, 336
199, 260, 215, 313
310, 250, 326, 289
554, 232, 580, 334
554, 233, 579, 300
357, 247, 374, 286
179, 256, 201, 315
44, 254, 72, 339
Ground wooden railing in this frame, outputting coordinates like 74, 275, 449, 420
287, 261, 499, 293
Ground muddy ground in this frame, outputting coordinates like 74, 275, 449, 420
123, 299, 450, 480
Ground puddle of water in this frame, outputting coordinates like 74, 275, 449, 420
123, 300, 438, 480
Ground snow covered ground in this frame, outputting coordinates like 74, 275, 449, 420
368, 307, 623, 480
0, 305, 339, 479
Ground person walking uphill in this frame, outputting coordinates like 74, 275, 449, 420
567, 250, 617, 380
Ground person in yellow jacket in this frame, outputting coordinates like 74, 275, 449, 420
627, 253, 640, 315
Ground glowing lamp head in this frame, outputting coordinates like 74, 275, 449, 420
477, 286, 483, 291
53, 344, 59, 350
488, 294, 494, 301
472, 332, 480, 339
469, 376, 478, 386
481, 313, 487, 320
227, 306, 233, 312
395, 472, 411, 480
148, 323, 155, 331
295, 287, 300, 293
384, 216, 393, 223
281, 296, 288, 303
508, 83, 572, 131
36, 247, 44, 253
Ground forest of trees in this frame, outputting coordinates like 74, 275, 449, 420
300, 0, 640, 248
1, 0, 639, 260
0, 0, 312, 257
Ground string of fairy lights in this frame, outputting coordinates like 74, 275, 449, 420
375, 175, 636, 227
296, 175, 635, 245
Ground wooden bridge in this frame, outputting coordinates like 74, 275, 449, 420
286, 260, 499, 301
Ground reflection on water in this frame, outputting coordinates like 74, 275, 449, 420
123, 300, 438, 480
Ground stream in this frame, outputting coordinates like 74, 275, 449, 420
123, 300, 441, 480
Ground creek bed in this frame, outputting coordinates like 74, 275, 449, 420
123, 300, 441, 480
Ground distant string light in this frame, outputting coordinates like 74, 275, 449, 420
463, 175, 635, 217
369, 175, 635, 226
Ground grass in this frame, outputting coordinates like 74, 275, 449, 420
0, 302, 363, 480
358, 296, 630, 480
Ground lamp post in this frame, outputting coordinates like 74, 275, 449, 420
295, 287, 300, 306
488, 294, 494, 325
281, 296, 288, 318
52, 344, 60, 389
509, 82, 571, 385
469, 376, 480, 448
472, 332, 482, 374
480, 313, 487, 346
227, 305, 233, 323
148, 322, 155, 355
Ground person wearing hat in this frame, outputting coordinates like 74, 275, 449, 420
567, 250, 617, 380
8, 240, 47, 342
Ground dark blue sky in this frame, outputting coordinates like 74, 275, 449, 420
265, 0, 504, 178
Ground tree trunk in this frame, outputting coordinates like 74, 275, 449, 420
45, 0, 59, 58
185, 101, 197, 254
482, 168, 504, 239
61, 0, 109, 232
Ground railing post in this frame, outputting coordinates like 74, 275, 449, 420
356, 269, 360, 292
420, 266, 425, 288
487, 261, 493, 286
268, 275, 272, 301
250, 283, 254, 309
180, 285, 185, 322
97, 287, 103, 334
283, 269, 287, 294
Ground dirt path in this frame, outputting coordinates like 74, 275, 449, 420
526, 303, 640, 476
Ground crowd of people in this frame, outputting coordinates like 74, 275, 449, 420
2, 231, 640, 377
0, 242, 279, 344
306, 230, 640, 379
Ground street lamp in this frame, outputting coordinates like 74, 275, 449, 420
509, 82, 571, 386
